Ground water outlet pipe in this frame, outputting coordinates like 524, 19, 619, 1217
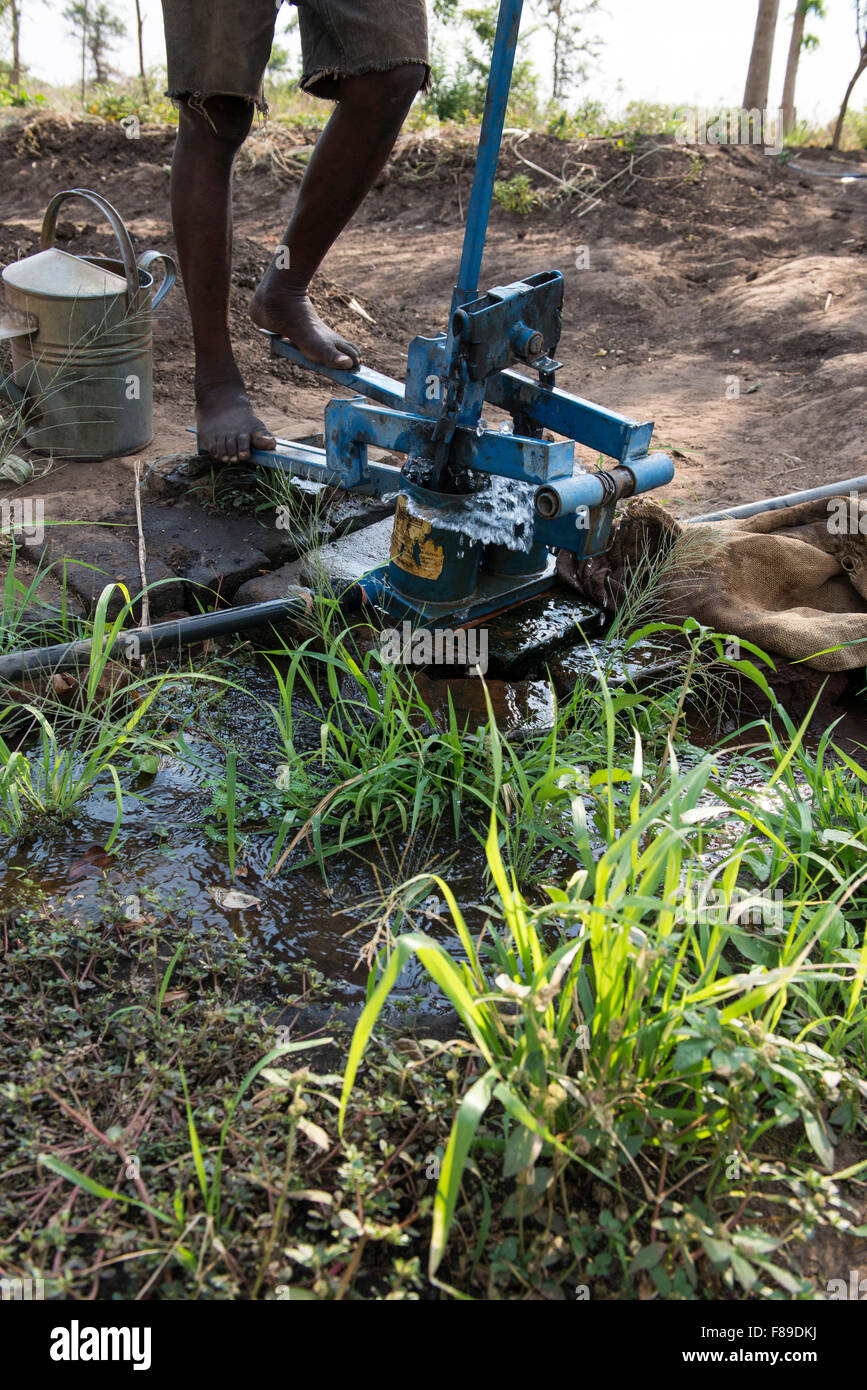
688, 473, 867, 523
0, 591, 321, 684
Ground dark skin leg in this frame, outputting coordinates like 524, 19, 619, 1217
250, 64, 426, 368
171, 95, 277, 462
172, 66, 424, 462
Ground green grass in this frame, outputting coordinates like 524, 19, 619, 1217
493, 173, 541, 215
0, 541, 89, 656
0, 579, 212, 846
4, 650, 866, 1298
1, 551, 866, 1299
338, 675, 867, 1296
249, 602, 694, 883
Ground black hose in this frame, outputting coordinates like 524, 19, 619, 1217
0, 592, 325, 683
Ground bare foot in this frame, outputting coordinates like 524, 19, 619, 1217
250, 274, 361, 370
195, 377, 277, 463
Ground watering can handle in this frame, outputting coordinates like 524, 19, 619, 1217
39, 187, 141, 309
136, 250, 176, 310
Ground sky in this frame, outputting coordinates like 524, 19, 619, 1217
14, 1, 865, 127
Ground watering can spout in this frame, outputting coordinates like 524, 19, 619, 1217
0, 306, 37, 341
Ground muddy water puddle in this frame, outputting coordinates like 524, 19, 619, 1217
3, 630, 865, 1027
0, 659, 579, 1025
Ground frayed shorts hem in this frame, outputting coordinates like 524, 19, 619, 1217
300, 59, 431, 101
167, 89, 269, 116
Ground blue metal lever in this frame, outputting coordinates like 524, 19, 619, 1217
238, 0, 676, 618
452, 0, 525, 314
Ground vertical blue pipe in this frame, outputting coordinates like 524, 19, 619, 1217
451, 0, 525, 314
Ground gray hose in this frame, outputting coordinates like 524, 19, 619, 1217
687, 474, 867, 524
785, 158, 867, 181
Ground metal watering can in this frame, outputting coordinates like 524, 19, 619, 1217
0, 188, 175, 460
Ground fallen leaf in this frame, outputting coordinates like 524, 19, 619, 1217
287, 1189, 333, 1206
0, 453, 33, 485
297, 1118, 330, 1151
68, 845, 113, 880
347, 296, 375, 323
207, 887, 262, 911
52, 673, 77, 700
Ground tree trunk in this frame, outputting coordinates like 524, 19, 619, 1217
743, 0, 780, 110
780, 3, 806, 135
81, 0, 88, 103
134, 0, 149, 101
551, 2, 562, 103
9, 0, 21, 87
832, 50, 867, 150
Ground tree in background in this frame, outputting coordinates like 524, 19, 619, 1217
67, 0, 87, 101
780, 1, 824, 135
427, 0, 539, 120
531, 0, 599, 103
64, 0, 127, 94
266, 4, 300, 82
832, 0, 867, 148
0, 0, 22, 86
132, 0, 148, 101
743, 0, 781, 110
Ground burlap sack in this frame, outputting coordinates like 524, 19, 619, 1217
557, 494, 867, 672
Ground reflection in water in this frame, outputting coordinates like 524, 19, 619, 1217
0, 661, 566, 1021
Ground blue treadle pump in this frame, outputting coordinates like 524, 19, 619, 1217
221, 0, 675, 623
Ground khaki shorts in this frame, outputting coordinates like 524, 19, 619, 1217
160, 0, 430, 109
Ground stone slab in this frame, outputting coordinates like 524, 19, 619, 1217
113, 501, 297, 602
309, 516, 395, 585
20, 525, 185, 619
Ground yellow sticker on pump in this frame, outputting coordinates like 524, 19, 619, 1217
389, 494, 445, 580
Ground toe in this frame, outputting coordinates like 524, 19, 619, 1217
237, 432, 251, 461
336, 337, 361, 368
252, 428, 277, 450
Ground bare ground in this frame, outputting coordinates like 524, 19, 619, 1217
1, 114, 866, 527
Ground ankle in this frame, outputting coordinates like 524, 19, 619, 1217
258, 263, 312, 300
195, 369, 246, 401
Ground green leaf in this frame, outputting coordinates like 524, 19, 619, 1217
340, 932, 496, 1136
39, 1154, 173, 1226
629, 1242, 666, 1274
699, 1234, 732, 1267
503, 1124, 542, 1179
131, 753, 160, 776
430, 1070, 497, 1276
671, 1037, 713, 1072
179, 1066, 208, 1204
802, 1110, 835, 1172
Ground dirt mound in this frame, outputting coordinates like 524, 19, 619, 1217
0, 116, 865, 514
703, 253, 867, 362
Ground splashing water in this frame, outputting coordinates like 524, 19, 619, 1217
404, 473, 538, 552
